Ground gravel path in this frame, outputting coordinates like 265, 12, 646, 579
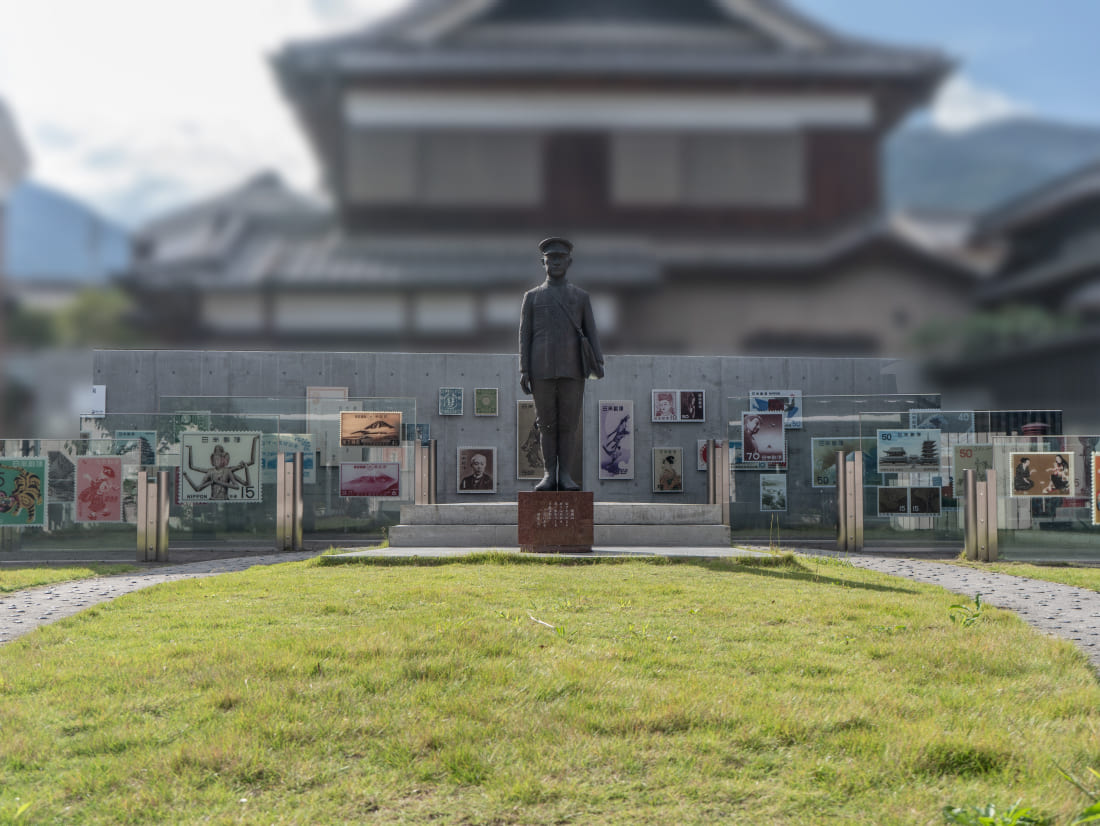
4, 550, 1100, 674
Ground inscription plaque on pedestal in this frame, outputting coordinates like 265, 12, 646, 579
518, 491, 593, 553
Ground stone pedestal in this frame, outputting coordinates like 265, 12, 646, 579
518, 491, 593, 553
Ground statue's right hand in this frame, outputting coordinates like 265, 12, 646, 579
520, 373, 532, 395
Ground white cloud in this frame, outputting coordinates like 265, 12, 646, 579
930, 74, 1033, 132
0, 0, 406, 226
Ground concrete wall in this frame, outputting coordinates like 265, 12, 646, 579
94, 349, 907, 504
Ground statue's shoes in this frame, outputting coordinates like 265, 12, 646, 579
534, 473, 557, 492
557, 472, 581, 492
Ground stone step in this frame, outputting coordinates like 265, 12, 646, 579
389, 523, 731, 548
399, 502, 725, 526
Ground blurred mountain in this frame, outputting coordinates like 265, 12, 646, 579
885, 117, 1100, 215
4, 180, 130, 281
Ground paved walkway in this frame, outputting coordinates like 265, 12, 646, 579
0, 552, 316, 645
3, 548, 1100, 673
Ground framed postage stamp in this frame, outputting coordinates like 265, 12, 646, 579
760, 474, 787, 512
599, 400, 634, 480
339, 462, 400, 497
76, 456, 123, 523
652, 390, 679, 423
749, 390, 802, 429
697, 439, 709, 472
340, 411, 401, 448
653, 447, 683, 493
458, 447, 496, 494
516, 400, 544, 480
1010, 451, 1073, 497
742, 412, 786, 464
877, 486, 909, 516
876, 429, 941, 474
178, 432, 261, 503
439, 388, 463, 416
0, 458, 47, 527
474, 388, 499, 417
679, 391, 705, 422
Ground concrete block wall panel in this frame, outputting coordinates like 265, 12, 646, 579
94, 350, 904, 504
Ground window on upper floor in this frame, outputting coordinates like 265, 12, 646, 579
611, 131, 805, 208
345, 130, 543, 206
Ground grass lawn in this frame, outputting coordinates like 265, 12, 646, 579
2, 554, 1099, 825
0, 564, 137, 593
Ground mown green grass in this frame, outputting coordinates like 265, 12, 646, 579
2, 554, 1099, 825
0, 564, 137, 593
946, 559, 1100, 594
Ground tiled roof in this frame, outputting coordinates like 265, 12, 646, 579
978, 228, 1100, 304
274, 0, 948, 83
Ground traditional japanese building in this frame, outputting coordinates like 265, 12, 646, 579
126, 0, 975, 355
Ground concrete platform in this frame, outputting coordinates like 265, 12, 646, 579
389, 502, 731, 547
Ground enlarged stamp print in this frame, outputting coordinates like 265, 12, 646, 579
261, 434, 316, 485
1010, 451, 1073, 497
76, 456, 122, 522
474, 388, 499, 417
403, 423, 431, 445
953, 444, 994, 480
516, 401, 544, 480
48, 450, 75, 503
652, 390, 679, 423
876, 429, 941, 474
599, 400, 634, 480
909, 486, 942, 516
114, 430, 157, 464
340, 411, 401, 448
877, 487, 909, 516
811, 437, 880, 487
458, 447, 496, 494
909, 409, 975, 434
743, 412, 786, 464
760, 474, 787, 512
653, 447, 683, 493
339, 462, 400, 497
0, 458, 46, 527
439, 388, 463, 416
749, 390, 802, 429
179, 432, 261, 503
679, 391, 705, 422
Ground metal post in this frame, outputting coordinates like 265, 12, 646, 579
415, 443, 428, 505
963, 468, 977, 560
851, 451, 864, 553
836, 451, 848, 550
985, 468, 998, 562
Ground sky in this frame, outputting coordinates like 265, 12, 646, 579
0, 0, 1095, 228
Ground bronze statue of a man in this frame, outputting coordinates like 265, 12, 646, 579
519, 237, 603, 491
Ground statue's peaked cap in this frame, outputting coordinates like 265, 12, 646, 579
538, 237, 573, 255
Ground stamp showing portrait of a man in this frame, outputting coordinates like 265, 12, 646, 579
457, 448, 496, 494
